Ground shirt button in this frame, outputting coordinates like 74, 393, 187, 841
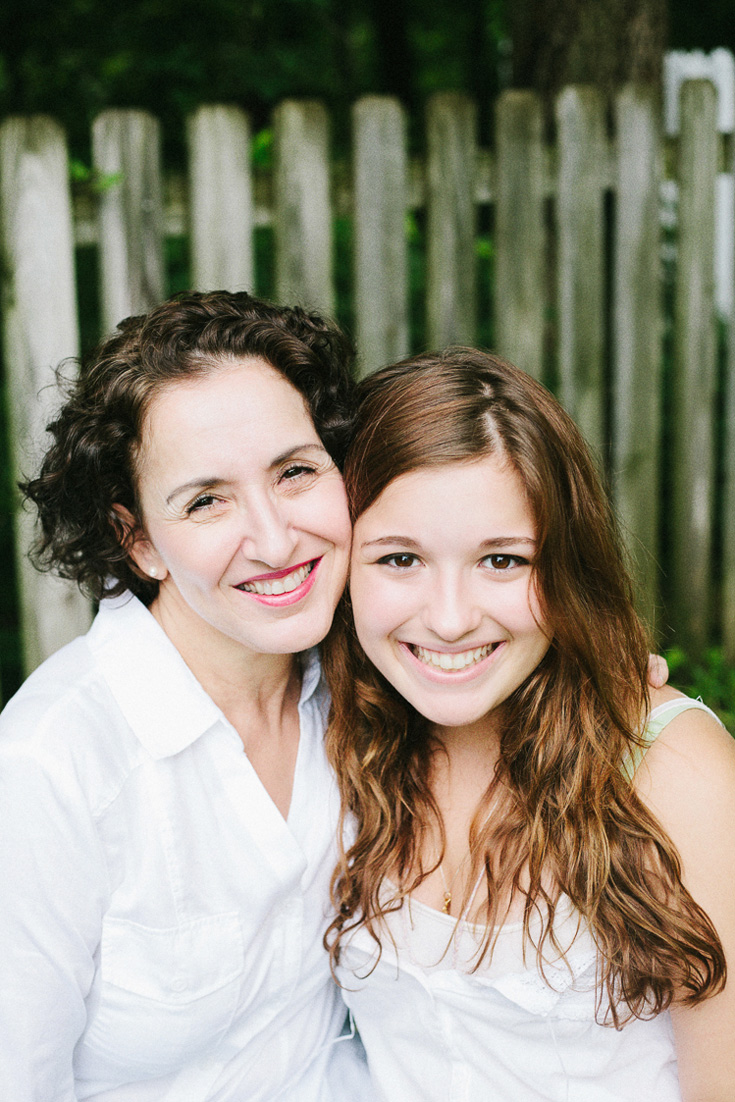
171, 977, 186, 992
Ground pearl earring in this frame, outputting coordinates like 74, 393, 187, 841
149, 567, 158, 579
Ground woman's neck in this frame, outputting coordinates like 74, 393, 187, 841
149, 593, 305, 819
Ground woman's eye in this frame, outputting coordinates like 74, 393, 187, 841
280, 464, 317, 482
186, 494, 219, 515
377, 553, 419, 569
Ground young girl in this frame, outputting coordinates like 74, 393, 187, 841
324, 348, 735, 1100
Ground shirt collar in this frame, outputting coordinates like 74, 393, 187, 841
298, 645, 323, 708
88, 593, 324, 759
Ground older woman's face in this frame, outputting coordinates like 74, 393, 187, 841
128, 356, 351, 662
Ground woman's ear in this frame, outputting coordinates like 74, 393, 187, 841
110, 504, 168, 583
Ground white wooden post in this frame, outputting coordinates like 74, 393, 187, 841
0, 117, 92, 675
273, 100, 333, 314
671, 80, 719, 652
555, 86, 607, 454
187, 105, 254, 292
494, 90, 546, 379
352, 96, 409, 376
724, 125, 735, 665
92, 109, 165, 334
425, 92, 477, 348
612, 85, 663, 632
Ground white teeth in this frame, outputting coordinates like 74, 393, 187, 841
241, 562, 313, 596
412, 643, 494, 670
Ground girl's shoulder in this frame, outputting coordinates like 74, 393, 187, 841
635, 686, 734, 799
639, 689, 735, 1096
633, 686, 735, 895
621, 687, 727, 784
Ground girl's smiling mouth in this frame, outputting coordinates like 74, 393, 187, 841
402, 640, 506, 677
409, 641, 502, 670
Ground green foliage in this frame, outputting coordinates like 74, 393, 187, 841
251, 128, 273, 170
69, 159, 124, 196
664, 646, 735, 733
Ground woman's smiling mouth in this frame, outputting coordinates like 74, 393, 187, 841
236, 558, 319, 597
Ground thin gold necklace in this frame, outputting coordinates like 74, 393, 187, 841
439, 859, 466, 915
437, 819, 492, 917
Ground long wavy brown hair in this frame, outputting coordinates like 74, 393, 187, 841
323, 348, 724, 1025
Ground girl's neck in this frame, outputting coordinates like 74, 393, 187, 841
430, 709, 503, 780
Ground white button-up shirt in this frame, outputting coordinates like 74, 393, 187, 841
0, 594, 370, 1102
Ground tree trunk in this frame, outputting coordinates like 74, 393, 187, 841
510, 0, 668, 104
366, 0, 415, 110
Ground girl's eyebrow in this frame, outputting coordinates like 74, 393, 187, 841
359, 535, 537, 550
479, 537, 537, 549
359, 536, 422, 550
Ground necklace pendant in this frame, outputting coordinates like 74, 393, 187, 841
442, 891, 452, 915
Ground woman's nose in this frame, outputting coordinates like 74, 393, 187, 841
240, 497, 298, 567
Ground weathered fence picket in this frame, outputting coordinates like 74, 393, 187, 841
92, 110, 165, 334
0, 117, 92, 674
352, 96, 409, 376
0, 78, 733, 683
726, 295, 735, 665
671, 80, 719, 653
273, 100, 333, 315
494, 91, 546, 381
611, 84, 663, 631
556, 86, 607, 456
425, 92, 477, 349
725, 125, 735, 666
187, 105, 254, 293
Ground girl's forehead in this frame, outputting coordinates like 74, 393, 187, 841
369, 454, 522, 506
357, 456, 535, 539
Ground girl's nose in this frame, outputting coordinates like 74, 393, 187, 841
421, 573, 483, 642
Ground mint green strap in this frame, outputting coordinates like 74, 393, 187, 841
621, 697, 721, 781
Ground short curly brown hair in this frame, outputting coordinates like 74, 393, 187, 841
21, 290, 356, 603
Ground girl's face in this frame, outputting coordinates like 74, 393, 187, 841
127, 357, 352, 662
349, 454, 551, 736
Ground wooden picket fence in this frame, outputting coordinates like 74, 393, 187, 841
0, 82, 733, 684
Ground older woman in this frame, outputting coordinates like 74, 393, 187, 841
0, 292, 370, 1101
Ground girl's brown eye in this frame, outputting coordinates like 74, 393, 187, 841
483, 554, 527, 571
377, 553, 419, 569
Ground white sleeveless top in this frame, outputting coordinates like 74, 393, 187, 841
336, 697, 722, 1102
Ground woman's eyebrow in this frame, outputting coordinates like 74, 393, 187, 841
269, 442, 328, 468
165, 444, 329, 505
166, 477, 229, 505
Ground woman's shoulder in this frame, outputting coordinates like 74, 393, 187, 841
1, 633, 97, 737
0, 630, 144, 808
